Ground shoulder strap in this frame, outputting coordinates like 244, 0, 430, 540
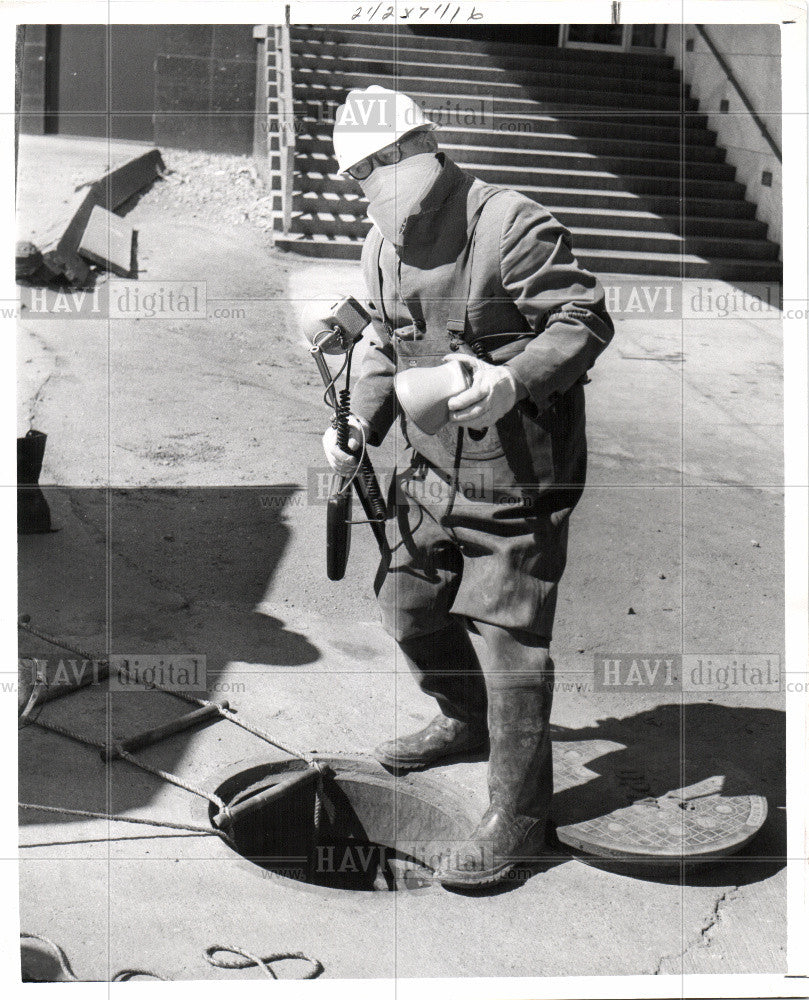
365, 226, 390, 332
368, 188, 503, 339
446, 187, 506, 338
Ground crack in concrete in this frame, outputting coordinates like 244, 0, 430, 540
19, 327, 63, 439
653, 886, 740, 974
24, 360, 54, 432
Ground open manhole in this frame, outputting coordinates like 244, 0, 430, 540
206, 755, 480, 893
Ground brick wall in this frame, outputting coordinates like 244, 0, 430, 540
17, 25, 259, 155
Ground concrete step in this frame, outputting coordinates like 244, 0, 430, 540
567, 228, 778, 260
575, 247, 783, 281
288, 190, 368, 216
291, 171, 758, 217
279, 28, 780, 278
293, 39, 682, 88
296, 127, 725, 163
293, 70, 701, 112
271, 233, 783, 280
277, 212, 778, 261
292, 25, 676, 67
442, 144, 735, 180
292, 50, 687, 97
541, 206, 768, 239
296, 158, 746, 198
274, 232, 365, 260
285, 192, 769, 238
292, 92, 710, 127
295, 113, 718, 147
294, 141, 737, 181
292, 38, 682, 83
448, 162, 746, 198
505, 184, 758, 218
282, 212, 371, 238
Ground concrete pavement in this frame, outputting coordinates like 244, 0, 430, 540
16, 137, 786, 984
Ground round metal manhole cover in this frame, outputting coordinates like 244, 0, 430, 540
200, 755, 480, 893
553, 742, 767, 864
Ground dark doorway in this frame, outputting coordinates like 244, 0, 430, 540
44, 25, 159, 141
409, 24, 560, 45
39, 24, 256, 152
44, 24, 107, 137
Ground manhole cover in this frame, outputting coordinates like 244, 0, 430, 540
553, 743, 767, 865
205, 755, 479, 893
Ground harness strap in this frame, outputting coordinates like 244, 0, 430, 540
366, 226, 390, 336
445, 187, 507, 338
369, 186, 505, 343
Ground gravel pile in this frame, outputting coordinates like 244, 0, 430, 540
136, 148, 276, 236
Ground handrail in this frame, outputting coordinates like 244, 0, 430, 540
695, 24, 781, 163
273, 19, 295, 235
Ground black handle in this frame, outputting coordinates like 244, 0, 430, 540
326, 484, 352, 581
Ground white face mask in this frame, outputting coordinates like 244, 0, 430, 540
360, 153, 442, 245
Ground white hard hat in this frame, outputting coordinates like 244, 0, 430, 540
332, 86, 436, 173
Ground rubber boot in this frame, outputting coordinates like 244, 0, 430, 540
437, 655, 554, 887
374, 619, 488, 769
17, 430, 56, 534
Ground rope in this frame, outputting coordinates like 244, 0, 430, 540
20, 618, 326, 979
110, 660, 315, 767
19, 614, 312, 763
18, 615, 331, 831
115, 746, 229, 814
308, 769, 325, 883
444, 426, 465, 522
112, 969, 167, 981
21, 934, 322, 981
19, 802, 230, 842
20, 931, 323, 983
22, 929, 167, 981
113, 657, 207, 708
18, 618, 107, 665
313, 779, 323, 836
30, 716, 230, 817
204, 944, 323, 980
216, 704, 312, 764
21, 932, 79, 982
29, 714, 107, 751
18, 616, 205, 709
17, 615, 324, 983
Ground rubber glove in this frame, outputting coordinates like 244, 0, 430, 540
445, 355, 520, 430
322, 415, 369, 476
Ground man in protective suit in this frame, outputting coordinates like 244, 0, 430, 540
322, 86, 614, 887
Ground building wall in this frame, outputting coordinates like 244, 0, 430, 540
152, 25, 257, 154
18, 25, 258, 155
18, 25, 47, 135
667, 24, 782, 251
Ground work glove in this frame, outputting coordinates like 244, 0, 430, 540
322, 415, 369, 476
444, 355, 520, 430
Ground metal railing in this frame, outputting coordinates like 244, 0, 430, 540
273, 19, 295, 235
695, 24, 781, 163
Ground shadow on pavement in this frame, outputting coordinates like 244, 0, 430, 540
19, 485, 322, 827
550, 702, 785, 887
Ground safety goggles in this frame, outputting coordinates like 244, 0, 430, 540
345, 134, 421, 181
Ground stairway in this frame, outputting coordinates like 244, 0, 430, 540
272, 24, 781, 281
